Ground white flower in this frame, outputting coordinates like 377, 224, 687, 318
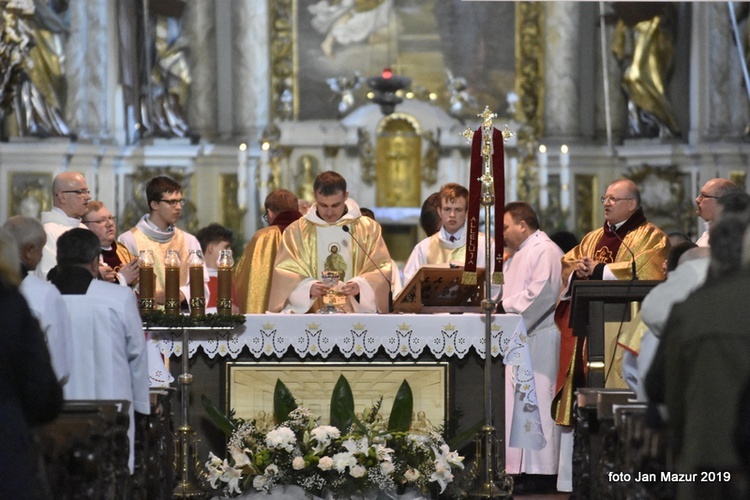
229, 445, 252, 468
318, 456, 334, 471
204, 452, 225, 489
265, 464, 279, 476
350, 464, 367, 478
372, 443, 394, 461
221, 465, 243, 495
404, 468, 420, 482
310, 425, 340, 452
253, 474, 267, 491
342, 436, 369, 454
429, 462, 453, 493
434, 443, 465, 469
332, 451, 358, 472
265, 426, 297, 452
292, 456, 306, 470
380, 460, 395, 475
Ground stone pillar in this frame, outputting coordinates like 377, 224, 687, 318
65, 0, 110, 140
544, 2, 580, 139
184, 1, 218, 140
233, 0, 270, 140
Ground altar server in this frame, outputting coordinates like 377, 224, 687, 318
268, 171, 391, 313
501, 202, 563, 493
52, 228, 149, 473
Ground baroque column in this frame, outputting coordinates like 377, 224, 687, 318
543, 2, 580, 138
184, 1, 217, 140
65, 0, 110, 140
233, 0, 270, 139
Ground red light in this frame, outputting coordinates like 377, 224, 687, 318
381, 68, 393, 79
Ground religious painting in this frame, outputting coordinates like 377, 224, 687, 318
120, 167, 198, 233
8, 172, 53, 219
226, 362, 448, 431
286, 0, 516, 121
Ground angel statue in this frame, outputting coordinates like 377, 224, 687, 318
446, 69, 477, 121
326, 72, 364, 117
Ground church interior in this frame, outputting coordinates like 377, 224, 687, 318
2, 0, 749, 498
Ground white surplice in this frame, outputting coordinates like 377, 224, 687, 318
501, 230, 563, 475
36, 207, 87, 280
20, 274, 73, 384
62, 279, 150, 473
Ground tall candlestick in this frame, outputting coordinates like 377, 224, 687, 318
138, 250, 155, 315
537, 144, 549, 210
188, 250, 205, 318
217, 249, 234, 315
560, 144, 570, 212
164, 250, 181, 316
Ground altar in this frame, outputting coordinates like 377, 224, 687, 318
152, 313, 543, 464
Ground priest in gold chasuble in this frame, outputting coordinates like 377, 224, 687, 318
268, 171, 392, 314
553, 179, 669, 427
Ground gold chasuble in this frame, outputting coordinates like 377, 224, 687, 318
553, 211, 668, 426
234, 226, 283, 314
268, 199, 392, 314
424, 234, 467, 264
130, 228, 190, 296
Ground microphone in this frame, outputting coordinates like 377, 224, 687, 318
342, 225, 393, 312
609, 224, 637, 280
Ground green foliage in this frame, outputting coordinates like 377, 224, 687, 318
273, 379, 297, 424
201, 394, 236, 437
387, 380, 414, 432
141, 311, 246, 328
329, 374, 355, 432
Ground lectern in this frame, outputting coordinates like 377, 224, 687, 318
569, 280, 660, 387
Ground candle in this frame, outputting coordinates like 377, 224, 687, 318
164, 250, 181, 316
560, 144, 570, 212
217, 249, 234, 315
138, 250, 155, 315
537, 144, 549, 210
188, 250, 206, 318
238, 143, 248, 209
508, 155, 518, 202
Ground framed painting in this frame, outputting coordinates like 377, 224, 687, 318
8, 172, 53, 219
270, 0, 521, 122
226, 361, 449, 431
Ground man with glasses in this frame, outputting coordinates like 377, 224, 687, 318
234, 189, 301, 313
83, 201, 139, 287
552, 178, 668, 492
36, 171, 92, 279
402, 182, 497, 291
694, 178, 741, 247
118, 176, 207, 308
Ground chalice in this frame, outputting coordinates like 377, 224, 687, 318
318, 270, 342, 314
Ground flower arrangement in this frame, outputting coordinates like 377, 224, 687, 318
203, 376, 465, 499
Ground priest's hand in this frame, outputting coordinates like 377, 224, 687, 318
119, 258, 140, 286
310, 281, 329, 298
575, 257, 595, 279
340, 281, 360, 296
99, 264, 117, 282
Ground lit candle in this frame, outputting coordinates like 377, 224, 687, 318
560, 144, 570, 212
138, 250, 155, 315
508, 155, 518, 202
537, 144, 548, 210
164, 250, 181, 316
217, 249, 234, 315
188, 250, 206, 318
238, 143, 247, 209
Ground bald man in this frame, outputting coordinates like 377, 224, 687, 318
694, 178, 741, 247
36, 171, 91, 279
553, 178, 669, 492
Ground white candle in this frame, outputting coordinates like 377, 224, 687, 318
537, 144, 548, 210
237, 143, 248, 209
560, 144, 570, 212
508, 155, 518, 202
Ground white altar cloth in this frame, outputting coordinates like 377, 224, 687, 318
152, 313, 545, 450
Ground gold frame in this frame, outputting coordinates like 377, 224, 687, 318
225, 361, 449, 429
8, 171, 53, 219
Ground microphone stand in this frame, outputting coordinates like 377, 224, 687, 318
609, 224, 637, 280
342, 225, 393, 312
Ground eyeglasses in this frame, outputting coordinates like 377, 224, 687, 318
600, 196, 634, 205
698, 192, 719, 200
158, 199, 185, 207
262, 210, 269, 223
83, 216, 116, 225
61, 188, 91, 196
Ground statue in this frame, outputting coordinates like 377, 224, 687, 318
611, 2, 680, 138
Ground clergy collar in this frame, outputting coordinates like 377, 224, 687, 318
440, 224, 465, 244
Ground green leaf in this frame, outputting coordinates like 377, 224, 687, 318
387, 380, 413, 432
330, 374, 355, 432
201, 394, 236, 437
273, 379, 298, 424
447, 418, 485, 451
